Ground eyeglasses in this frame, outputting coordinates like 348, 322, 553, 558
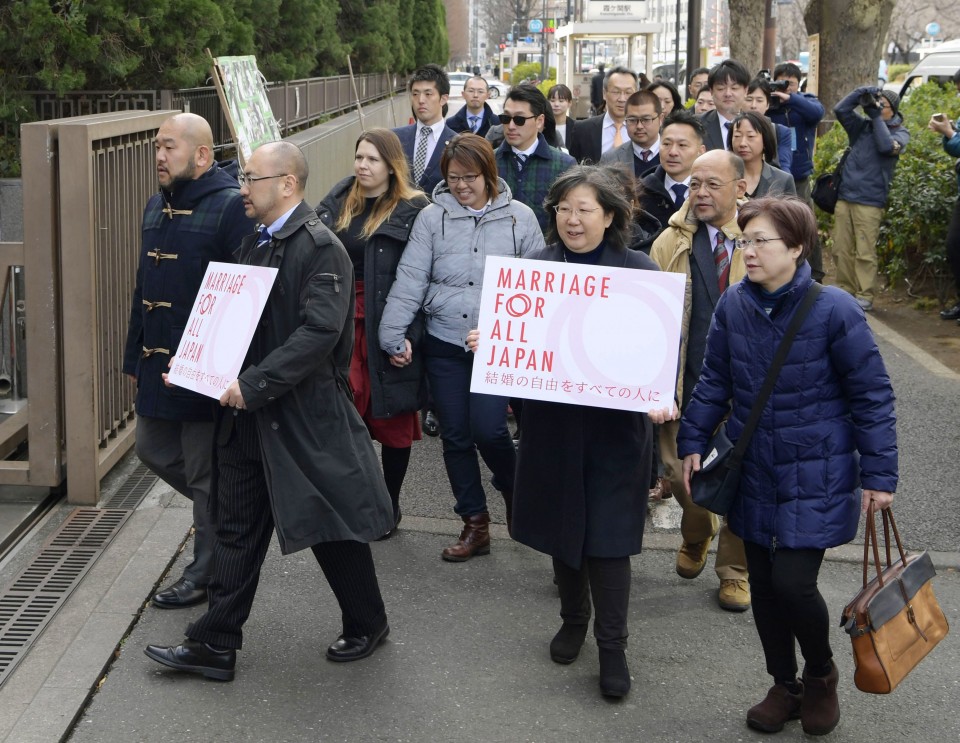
238, 173, 290, 187
498, 113, 537, 126
689, 178, 737, 192
734, 236, 785, 251
446, 173, 480, 185
606, 88, 637, 99
554, 205, 602, 218
625, 116, 660, 126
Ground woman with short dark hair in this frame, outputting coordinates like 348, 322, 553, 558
678, 196, 897, 736
648, 80, 682, 115
728, 112, 796, 199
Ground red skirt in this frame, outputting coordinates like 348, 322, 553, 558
349, 280, 422, 448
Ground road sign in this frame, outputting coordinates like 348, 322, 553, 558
926, 22, 941, 36
528, 19, 543, 33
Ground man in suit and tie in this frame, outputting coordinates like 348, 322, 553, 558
650, 150, 751, 614
600, 90, 663, 179
568, 66, 639, 164
640, 108, 706, 239
393, 64, 457, 197
447, 76, 498, 137
700, 59, 751, 151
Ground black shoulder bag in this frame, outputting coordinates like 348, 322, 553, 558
690, 282, 822, 515
812, 147, 851, 215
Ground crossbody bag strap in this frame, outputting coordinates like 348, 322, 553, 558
729, 282, 823, 465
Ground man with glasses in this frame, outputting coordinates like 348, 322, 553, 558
600, 90, 663, 178
123, 113, 254, 610
447, 76, 497, 137
145, 141, 394, 681
701, 59, 752, 151
494, 86, 575, 231
651, 150, 752, 613
831, 86, 909, 311
569, 66, 639, 164
393, 64, 457, 197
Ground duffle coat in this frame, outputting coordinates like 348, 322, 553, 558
316, 176, 430, 418
123, 160, 253, 420
232, 201, 394, 554
511, 244, 659, 570
677, 263, 899, 551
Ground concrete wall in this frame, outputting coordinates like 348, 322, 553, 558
0, 179, 23, 242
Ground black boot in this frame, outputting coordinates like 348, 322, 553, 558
598, 648, 631, 698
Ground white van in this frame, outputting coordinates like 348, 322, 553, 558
892, 40, 960, 98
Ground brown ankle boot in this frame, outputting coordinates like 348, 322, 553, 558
441, 513, 491, 562
746, 683, 803, 733
801, 660, 840, 735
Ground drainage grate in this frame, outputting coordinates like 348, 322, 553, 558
0, 507, 130, 687
102, 462, 158, 510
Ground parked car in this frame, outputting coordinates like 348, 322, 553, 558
890, 40, 960, 98
447, 71, 510, 100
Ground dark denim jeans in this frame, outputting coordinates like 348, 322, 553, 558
424, 338, 516, 517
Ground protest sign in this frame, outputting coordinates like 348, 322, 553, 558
469, 256, 685, 412
166, 261, 278, 400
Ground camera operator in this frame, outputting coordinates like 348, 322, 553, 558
832, 86, 909, 311
767, 64, 824, 200
929, 69, 960, 322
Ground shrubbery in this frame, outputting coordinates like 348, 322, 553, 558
812, 82, 960, 298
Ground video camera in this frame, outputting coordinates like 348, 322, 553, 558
757, 70, 791, 111
858, 90, 883, 112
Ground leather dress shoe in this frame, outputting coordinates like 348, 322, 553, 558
152, 577, 207, 609
421, 409, 440, 437
326, 622, 390, 662
940, 303, 960, 320
144, 639, 235, 681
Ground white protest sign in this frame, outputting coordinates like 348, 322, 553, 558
166, 261, 278, 400
469, 256, 685, 412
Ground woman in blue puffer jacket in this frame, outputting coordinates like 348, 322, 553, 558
677, 196, 897, 738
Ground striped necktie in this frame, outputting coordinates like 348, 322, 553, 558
256, 226, 271, 247
515, 152, 527, 172
714, 230, 730, 293
413, 127, 430, 184
469, 115, 481, 133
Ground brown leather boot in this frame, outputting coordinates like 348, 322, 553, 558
441, 513, 491, 562
747, 683, 803, 733
801, 660, 840, 735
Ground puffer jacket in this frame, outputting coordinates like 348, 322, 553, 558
677, 262, 898, 551
834, 87, 910, 208
649, 198, 747, 406
767, 92, 825, 180
379, 178, 544, 354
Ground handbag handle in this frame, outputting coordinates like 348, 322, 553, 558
861, 502, 908, 589
728, 282, 823, 466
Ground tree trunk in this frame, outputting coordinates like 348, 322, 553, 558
727, 0, 766, 75
805, 0, 896, 117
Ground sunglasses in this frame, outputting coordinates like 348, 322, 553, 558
498, 113, 537, 126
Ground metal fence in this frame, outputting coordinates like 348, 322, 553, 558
10, 73, 403, 153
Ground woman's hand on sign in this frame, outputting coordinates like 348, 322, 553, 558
388, 339, 413, 368
160, 355, 176, 388
466, 329, 480, 353
681, 453, 701, 497
647, 403, 679, 424
220, 380, 246, 410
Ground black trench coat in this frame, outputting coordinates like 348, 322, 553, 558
511, 244, 658, 570
231, 200, 394, 554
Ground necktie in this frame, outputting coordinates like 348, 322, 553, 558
256, 226, 271, 247
469, 115, 480, 133
641, 149, 651, 162
613, 124, 623, 147
671, 183, 687, 207
515, 152, 527, 173
714, 231, 730, 293
413, 126, 430, 184
723, 121, 732, 146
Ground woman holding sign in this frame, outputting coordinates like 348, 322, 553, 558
380, 133, 544, 561
469, 166, 672, 699
317, 129, 430, 539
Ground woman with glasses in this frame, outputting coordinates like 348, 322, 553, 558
315, 128, 429, 539
728, 112, 796, 199
380, 133, 544, 561
678, 197, 897, 735
468, 166, 672, 699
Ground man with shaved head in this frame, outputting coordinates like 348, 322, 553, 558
124, 113, 254, 609
651, 149, 752, 613
145, 141, 394, 681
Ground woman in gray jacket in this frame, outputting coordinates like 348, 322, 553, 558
380, 133, 544, 561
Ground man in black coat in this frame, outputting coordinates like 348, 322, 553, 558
699, 59, 751, 151
446, 76, 498, 137
123, 113, 254, 610
145, 142, 394, 681
640, 109, 706, 239
569, 66, 639, 164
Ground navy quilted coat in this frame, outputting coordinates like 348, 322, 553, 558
677, 263, 898, 551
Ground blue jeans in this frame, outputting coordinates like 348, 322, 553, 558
424, 338, 516, 517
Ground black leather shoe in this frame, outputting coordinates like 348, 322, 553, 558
152, 578, 207, 609
144, 639, 235, 681
326, 623, 390, 662
421, 410, 439, 437
940, 303, 960, 320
